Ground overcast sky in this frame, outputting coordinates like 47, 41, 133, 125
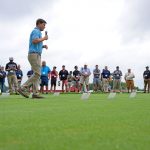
0, 0, 150, 88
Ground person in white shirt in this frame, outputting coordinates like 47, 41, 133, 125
124, 69, 135, 93
79, 64, 91, 92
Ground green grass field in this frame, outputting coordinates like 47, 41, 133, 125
0, 93, 150, 150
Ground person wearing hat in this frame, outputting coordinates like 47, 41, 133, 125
59, 65, 69, 92
93, 65, 101, 92
17, 18, 48, 99
112, 66, 122, 92
73, 66, 80, 92
79, 64, 91, 93
143, 66, 150, 93
5, 57, 18, 95
50, 66, 58, 92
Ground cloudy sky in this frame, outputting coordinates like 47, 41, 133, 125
0, 0, 150, 88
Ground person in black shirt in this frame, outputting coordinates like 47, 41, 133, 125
16, 65, 23, 88
27, 69, 34, 78
73, 66, 80, 92
5, 57, 18, 95
27, 69, 34, 92
143, 66, 150, 93
59, 65, 68, 92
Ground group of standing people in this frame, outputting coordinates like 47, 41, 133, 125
0, 18, 150, 99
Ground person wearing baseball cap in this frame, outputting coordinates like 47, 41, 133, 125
5, 57, 18, 95
143, 66, 150, 93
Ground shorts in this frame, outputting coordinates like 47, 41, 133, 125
61, 80, 68, 85
40, 76, 49, 86
80, 76, 89, 85
51, 78, 57, 86
93, 78, 101, 85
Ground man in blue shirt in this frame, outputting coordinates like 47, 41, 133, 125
40, 61, 51, 94
101, 66, 111, 92
0, 66, 6, 93
18, 18, 48, 99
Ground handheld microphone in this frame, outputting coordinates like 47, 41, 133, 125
45, 31, 48, 36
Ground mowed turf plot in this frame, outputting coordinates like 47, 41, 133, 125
0, 93, 150, 150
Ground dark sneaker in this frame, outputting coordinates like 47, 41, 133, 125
17, 88, 29, 98
32, 94, 44, 99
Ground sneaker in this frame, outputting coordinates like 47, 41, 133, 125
17, 88, 29, 98
32, 94, 44, 99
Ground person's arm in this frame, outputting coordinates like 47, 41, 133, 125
13, 63, 18, 71
5, 64, 10, 71
30, 29, 48, 44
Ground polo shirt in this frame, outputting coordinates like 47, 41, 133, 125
143, 70, 150, 79
59, 70, 68, 80
29, 27, 43, 55
5, 62, 17, 75
101, 69, 110, 79
41, 66, 51, 77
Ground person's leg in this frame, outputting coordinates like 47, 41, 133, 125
93, 78, 96, 91
102, 79, 106, 92
40, 85, 44, 94
23, 54, 41, 95
54, 83, 56, 92
79, 76, 84, 92
0, 82, 2, 93
46, 85, 48, 94
62, 80, 64, 92
131, 80, 134, 93
12, 75, 18, 93
80, 84, 83, 92
1, 82, 4, 93
144, 80, 147, 93
85, 77, 89, 92
7, 75, 13, 94
65, 80, 68, 92
118, 80, 122, 92
148, 79, 150, 93
113, 79, 116, 92
126, 80, 129, 93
